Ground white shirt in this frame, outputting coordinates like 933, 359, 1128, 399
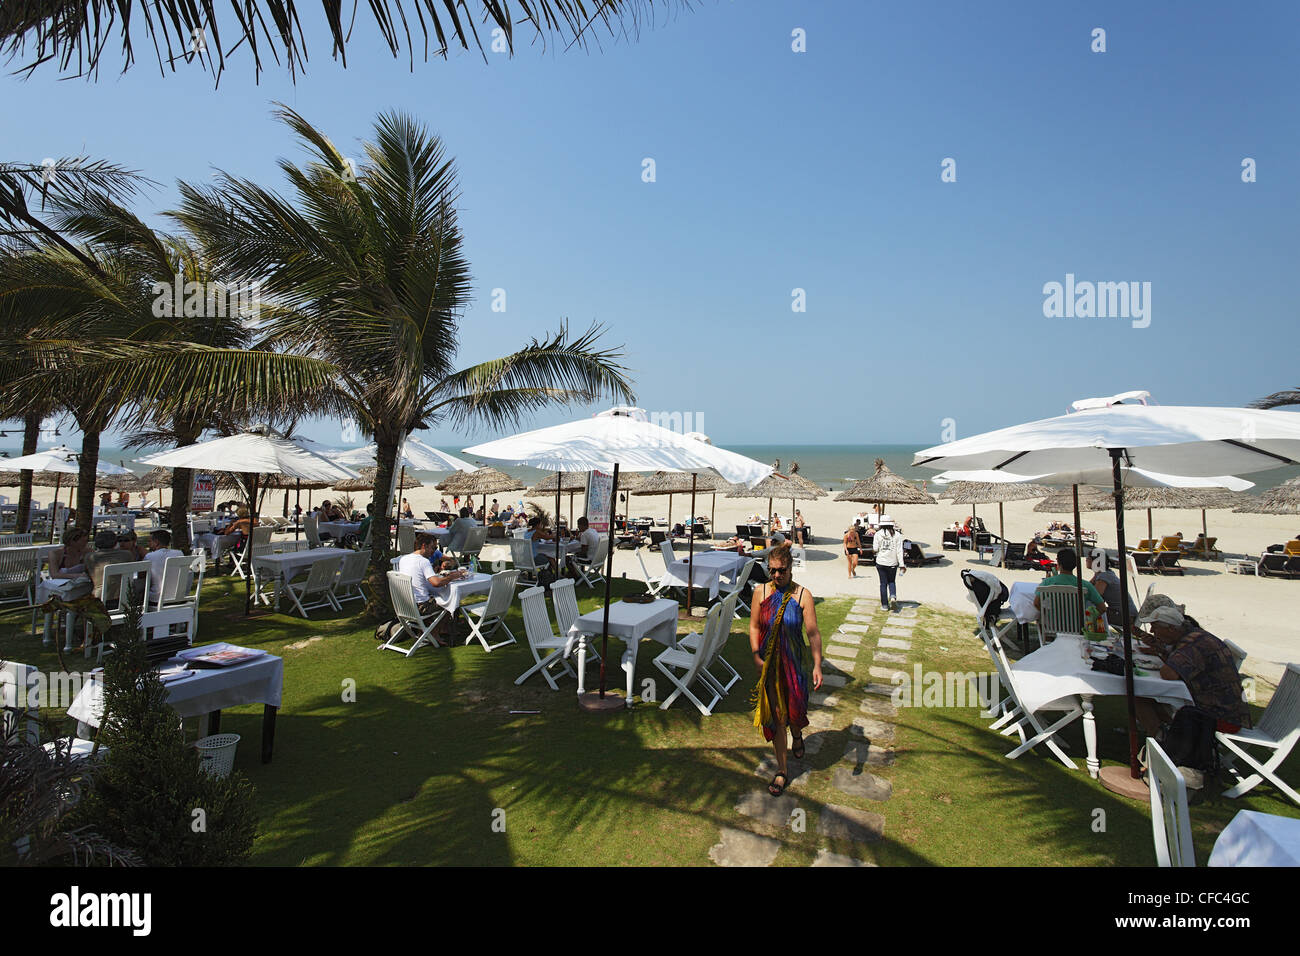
447, 516, 477, 551
397, 551, 437, 602
145, 548, 183, 600
873, 530, 905, 567
578, 528, 600, 557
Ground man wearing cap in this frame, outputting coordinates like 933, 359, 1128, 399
1134, 597, 1247, 736
873, 518, 906, 612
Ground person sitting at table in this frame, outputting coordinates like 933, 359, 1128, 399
143, 529, 184, 604
446, 507, 478, 553
98, 492, 113, 511
1087, 548, 1137, 631
524, 516, 559, 575
357, 503, 374, 546
49, 528, 91, 581
566, 516, 602, 572
1132, 596, 1247, 738
320, 499, 347, 522
1033, 547, 1105, 626
116, 529, 147, 562
397, 533, 464, 646
1023, 539, 1054, 572
85, 530, 136, 600
117, 491, 130, 508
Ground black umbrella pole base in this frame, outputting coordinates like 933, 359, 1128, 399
1098, 765, 1150, 801
578, 691, 627, 713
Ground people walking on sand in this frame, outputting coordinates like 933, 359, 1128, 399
843, 524, 861, 578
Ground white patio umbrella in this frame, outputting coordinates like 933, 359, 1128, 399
914, 403, 1300, 788
139, 427, 360, 613
0, 445, 133, 539
465, 413, 771, 709
334, 437, 476, 473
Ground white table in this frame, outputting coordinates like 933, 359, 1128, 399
317, 520, 362, 539
1008, 581, 1040, 624
1011, 635, 1193, 778
68, 649, 285, 763
660, 551, 747, 600
534, 539, 582, 560
429, 571, 492, 616
566, 599, 681, 707
251, 549, 345, 612
1209, 810, 1300, 867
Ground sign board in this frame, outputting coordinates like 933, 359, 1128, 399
586, 469, 615, 534
191, 473, 216, 512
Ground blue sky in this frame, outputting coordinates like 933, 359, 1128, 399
2, 0, 1297, 453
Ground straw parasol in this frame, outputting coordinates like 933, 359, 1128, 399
834, 458, 935, 510
635, 469, 731, 531
332, 466, 423, 493
1118, 485, 1245, 543
1033, 486, 1113, 514
1235, 477, 1300, 516
940, 480, 1053, 541
436, 467, 525, 512
726, 462, 827, 535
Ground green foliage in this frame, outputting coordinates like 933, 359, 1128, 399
69, 606, 258, 865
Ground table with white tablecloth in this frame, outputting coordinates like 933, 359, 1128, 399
659, 551, 749, 600
429, 571, 492, 615
67, 649, 284, 763
1011, 635, 1193, 778
1008, 580, 1040, 624
565, 598, 681, 707
251, 549, 345, 612
317, 520, 362, 540
35, 574, 93, 648
1209, 810, 1300, 867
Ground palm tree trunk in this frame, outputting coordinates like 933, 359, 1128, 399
170, 467, 194, 552
364, 433, 402, 620
74, 428, 102, 532
15, 411, 39, 532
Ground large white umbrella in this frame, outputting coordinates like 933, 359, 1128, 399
465, 413, 771, 709
0, 446, 133, 539
139, 428, 359, 613
334, 437, 477, 473
914, 404, 1300, 787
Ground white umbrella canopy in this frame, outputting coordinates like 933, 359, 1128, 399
0, 445, 133, 475
914, 405, 1300, 481
334, 437, 477, 473
463, 415, 772, 488
138, 431, 359, 483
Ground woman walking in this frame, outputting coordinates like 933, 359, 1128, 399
873, 518, 906, 612
750, 543, 823, 797
843, 524, 861, 578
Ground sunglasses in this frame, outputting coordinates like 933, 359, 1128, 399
769, 565, 791, 574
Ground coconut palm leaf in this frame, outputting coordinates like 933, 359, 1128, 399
1250, 388, 1300, 410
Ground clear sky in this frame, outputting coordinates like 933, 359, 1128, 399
3, 0, 1297, 453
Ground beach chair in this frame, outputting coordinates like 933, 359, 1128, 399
648, 529, 668, 547
381, 572, 443, 656
332, 550, 370, 608
508, 537, 544, 586
1185, 535, 1219, 560
941, 530, 960, 551
571, 537, 609, 590
459, 570, 520, 652
1153, 550, 1185, 576
1034, 584, 1083, 646
718, 558, 756, 617
1217, 662, 1300, 805
1224, 639, 1247, 673
1132, 538, 1158, 554
285, 556, 344, 618
635, 548, 668, 597
1001, 543, 1030, 570
514, 585, 576, 690
1147, 738, 1195, 867
1257, 552, 1300, 579
653, 602, 724, 715
903, 540, 943, 567
548, 577, 599, 666
679, 589, 742, 695
1285, 540, 1300, 558
1, 660, 104, 763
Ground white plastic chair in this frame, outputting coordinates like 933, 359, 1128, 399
1, 660, 103, 761
1035, 584, 1083, 645
635, 548, 667, 597
653, 602, 723, 715
1224, 639, 1248, 674
286, 556, 343, 618
397, 523, 415, 555
680, 589, 742, 694
1217, 662, 1300, 805
460, 570, 520, 652
659, 539, 676, 572
332, 551, 370, 608
100, 560, 153, 634
457, 526, 488, 563
571, 537, 609, 590
2, 533, 34, 548
381, 571, 443, 656
718, 558, 756, 617
977, 622, 1081, 770
0, 549, 36, 610
139, 604, 196, 648
509, 537, 543, 585
549, 578, 599, 666
1147, 737, 1195, 867
514, 585, 575, 690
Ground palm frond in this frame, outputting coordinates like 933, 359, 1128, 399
1250, 388, 1300, 410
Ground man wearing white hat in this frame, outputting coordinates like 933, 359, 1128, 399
1133, 595, 1247, 737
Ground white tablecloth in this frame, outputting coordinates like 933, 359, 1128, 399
1011, 635, 1192, 716
1009, 581, 1040, 624
565, 598, 681, 706
430, 572, 492, 613
317, 521, 361, 539
534, 539, 582, 559
68, 652, 284, 727
659, 551, 748, 599
251, 549, 345, 609
1209, 810, 1300, 867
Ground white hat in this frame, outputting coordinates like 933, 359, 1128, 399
878, 514, 894, 525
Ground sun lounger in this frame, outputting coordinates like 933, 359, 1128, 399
942, 530, 960, 550
1258, 552, 1300, 579
1284, 540, 1300, 558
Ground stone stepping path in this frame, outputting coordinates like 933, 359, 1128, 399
843, 739, 895, 767
882, 627, 913, 638
834, 631, 863, 645
810, 692, 840, 708
812, 847, 877, 867
736, 789, 800, 827
862, 682, 895, 698
755, 755, 813, 789
710, 828, 782, 867
886, 616, 913, 627
878, 637, 912, 651
860, 697, 898, 717
826, 645, 858, 660
832, 765, 893, 801
818, 805, 885, 844
873, 650, 906, 664
868, 665, 906, 682
839, 623, 871, 634
821, 674, 848, 689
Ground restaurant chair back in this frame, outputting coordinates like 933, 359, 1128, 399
460, 570, 520, 653
380, 571, 443, 656
653, 602, 723, 715
514, 585, 574, 690
397, 523, 416, 555
1217, 662, 1300, 805
636, 549, 666, 597
1035, 584, 1082, 644
572, 537, 609, 590
333, 551, 370, 608
508, 537, 542, 585
287, 556, 344, 618
1147, 737, 1195, 866
2, 534, 34, 548
0, 550, 36, 608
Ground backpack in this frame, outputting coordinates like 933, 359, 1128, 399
375, 619, 405, 643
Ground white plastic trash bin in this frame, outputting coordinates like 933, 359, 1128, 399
195, 733, 241, 778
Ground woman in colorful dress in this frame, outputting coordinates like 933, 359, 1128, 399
750, 543, 823, 797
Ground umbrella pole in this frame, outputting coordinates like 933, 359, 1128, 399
598, 465, 621, 700
244, 472, 258, 616
710, 492, 716, 541
1072, 484, 1086, 635
294, 481, 301, 541
686, 473, 698, 612
51, 474, 61, 543
1147, 509, 1153, 542
667, 493, 672, 533
1109, 450, 1141, 780
556, 472, 562, 554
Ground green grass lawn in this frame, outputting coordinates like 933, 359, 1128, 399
3, 568, 1295, 866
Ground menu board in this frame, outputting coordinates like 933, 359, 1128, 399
586, 469, 615, 533
191, 473, 215, 512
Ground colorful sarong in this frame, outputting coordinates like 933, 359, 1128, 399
752, 585, 809, 741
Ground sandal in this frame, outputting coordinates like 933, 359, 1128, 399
791, 734, 805, 759
768, 772, 789, 797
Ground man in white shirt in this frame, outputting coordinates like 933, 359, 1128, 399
396, 533, 466, 645
446, 507, 478, 553
144, 529, 184, 604
566, 516, 602, 575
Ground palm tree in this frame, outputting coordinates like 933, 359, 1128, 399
174, 104, 635, 613
0, 1, 671, 84
1251, 388, 1300, 410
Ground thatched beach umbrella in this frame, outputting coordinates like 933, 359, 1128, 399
633, 469, 732, 610
437, 467, 525, 515
941, 480, 1053, 542
1235, 477, 1300, 516
332, 466, 423, 493
834, 458, 935, 514
527, 470, 588, 531
1119, 485, 1244, 543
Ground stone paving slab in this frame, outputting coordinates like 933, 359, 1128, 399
838, 624, 871, 634
736, 789, 800, 827
832, 765, 894, 802
820, 674, 848, 688
868, 665, 906, 682
877, 637, 912, 651
851, 716, 896, 741
897, 607, 918, 618
817, 804, 885, 844
860, 696, 898, 717
812, 847, 877, 867
886, 616, 914, 627
824, 660, 856, 677
882, 627, 914, 638
873, 650, 907, 664
842, 739, 896, 767
833, 631, 863, 645
826, 644, 858, 660
755, 755, 813, 789
845, 615, 874, 625
803, 732, 827, 755
710, 827, 783, 867
807, 709, 834, 730
862, 682, 895, 698
810, 691, 840, 708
